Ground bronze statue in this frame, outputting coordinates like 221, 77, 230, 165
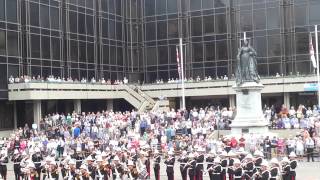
236, 39, 260, 86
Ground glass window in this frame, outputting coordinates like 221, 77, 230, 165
69, 11, 77, 33
216, 40, 227, 60
215, 14, 226, 34
41, 36, 50, 59
51, 38, 60, 60
190, 0, 201, 11
168, 19, 178, 38
87, 43, 94, 63
146, 47, 157, 65
86, 0, 93, 8
310, 2, 320, 25
202, 0, 214, 9
78, 13, 85, 34
0, 30, 5, 55
296, 61, 311, 74
117, 47, 123, 66
214, 0, 226, 8
40, 5, 50, 28
110, 46, 116, 64
294, 5, 307, 26
30, 3, 39, 26
70, 40, 78, 61
101, 0, 108, 12
240, 11, 252, 31
203, 15, 214, 34
253, 10, 266, 30
205, 42, 215, 61
254, 36, 267, 57
52, 68, 62, 77
86, 15, 94, 35
167, 0, 177, 13
267, 7, 280, 29
192, 17, 202, 36
295, 32, 308, 55
8, 64, 19, 77
267, 35, 281, 56
146, 22, 156, 41
157, 21, 167, 40
269, 62, 282, 76
50, 7, 59, 30
77, 0, 85, 6
79, 41, 86, 62
116, 21, 122, 40
103, 45, 109, 64
7, 31, 18, 56
156, 0, 166, 15
109, 20, 115, 39
169, 45, 176, 64
158, 46, 168, 65
31, 34, 40, 58
102, 19, 108, 37
0, 0, 4, 20
145, 0, 155, 16
116, 0, 121, 15
193, 43, 203, 62
109, 0, 115, 13
6, 0, 17, 22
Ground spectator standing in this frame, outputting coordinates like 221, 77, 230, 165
305, 135, 315, 162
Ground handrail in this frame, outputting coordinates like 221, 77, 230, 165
136, 87, 155, 105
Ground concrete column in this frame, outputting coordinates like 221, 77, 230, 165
107, 99, 113, 111
33, 100, 42, 127
284, 92, 290, 108
179, 98, 183, 110
229, 95, 236, 108
73, 99, 81, 113
13, 101, 17, 129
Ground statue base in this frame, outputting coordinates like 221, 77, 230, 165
230, 82, 269, 135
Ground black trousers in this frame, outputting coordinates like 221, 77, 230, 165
154, 167, 160, 180
307, 148, 314, 162
209, 173, 214, 180
189, 174, 196, 180
196, 170, 203, 180
14, 169, 20, 180
180, 170, 187, 180
167, 172, 174, 180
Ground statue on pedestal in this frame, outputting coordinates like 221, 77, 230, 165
236, 39, 260, 86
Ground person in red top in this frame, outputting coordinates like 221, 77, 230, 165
230, 137, 238, 149
239, 135, 246, 148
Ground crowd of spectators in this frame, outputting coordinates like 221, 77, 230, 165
16, 105, 315, 162
8, 75, 129, 85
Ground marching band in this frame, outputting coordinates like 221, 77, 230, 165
0, 144, 299, 180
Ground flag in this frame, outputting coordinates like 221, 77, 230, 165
176, 47, 181, 79
310, 33, 317, 68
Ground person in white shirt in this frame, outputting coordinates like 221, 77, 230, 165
8, 75, 14, 83
305, 136, 315, 162
295, 137, 304, 161
306, 107, 313, 118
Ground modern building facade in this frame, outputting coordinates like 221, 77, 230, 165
1, 0, 320, 129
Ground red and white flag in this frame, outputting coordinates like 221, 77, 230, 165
176, 47, 181, 79
309, 33, 317, 68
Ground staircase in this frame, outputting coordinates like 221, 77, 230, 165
120, 85, 156, 112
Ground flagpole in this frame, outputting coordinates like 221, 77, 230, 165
179, 38, 186, 110
315, 25, 320, 107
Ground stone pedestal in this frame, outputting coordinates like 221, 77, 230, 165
231, 82, 269, 134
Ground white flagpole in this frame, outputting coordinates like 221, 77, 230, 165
179, 38, 185, 110
315, 25, 320, 107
